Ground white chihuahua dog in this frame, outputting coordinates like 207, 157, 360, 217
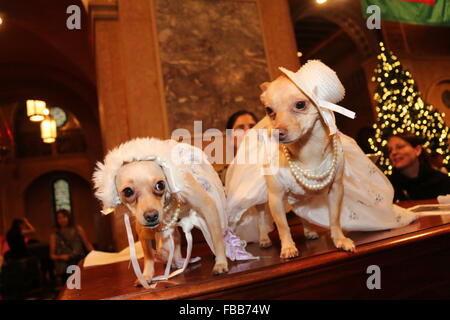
226, 61, 417, 259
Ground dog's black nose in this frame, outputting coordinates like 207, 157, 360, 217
143, 210, 159, 224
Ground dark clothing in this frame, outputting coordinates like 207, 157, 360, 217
53, 227, 86, 276
389, 164, 450, 201
6, 229, 29, 259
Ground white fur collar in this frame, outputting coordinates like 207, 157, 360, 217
92, 137, 207, 213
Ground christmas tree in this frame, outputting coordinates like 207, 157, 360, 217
369, 42, 450, 175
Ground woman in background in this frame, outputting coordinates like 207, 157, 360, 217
226, 110, 258, 156
219, 110, 258, 184
49, 209, 93, 284
387, 133, 450, 201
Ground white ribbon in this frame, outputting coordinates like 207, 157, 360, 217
320, 108, 338, 136
407, 204, 450, 215
319, 100, 356, 119
124, 213, 151, 289
123, 213, 195, 288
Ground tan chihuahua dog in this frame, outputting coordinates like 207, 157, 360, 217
227, 61, 418, 258
259, 74, 355, 258
115, 161, 228, 283
93, 138, 229, 285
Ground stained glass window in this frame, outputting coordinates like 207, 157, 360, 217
53, 179, 71, 212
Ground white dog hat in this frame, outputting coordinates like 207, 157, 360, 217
279, 60, 356, 135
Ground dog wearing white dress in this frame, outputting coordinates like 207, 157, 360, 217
226, 61, 417, 258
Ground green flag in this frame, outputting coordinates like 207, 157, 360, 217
361, 0, 450, 26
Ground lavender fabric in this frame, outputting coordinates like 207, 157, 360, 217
223, 228, 259, 261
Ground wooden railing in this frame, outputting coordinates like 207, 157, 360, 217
59, 200, 450, 300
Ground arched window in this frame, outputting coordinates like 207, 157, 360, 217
52, 178, 72, 212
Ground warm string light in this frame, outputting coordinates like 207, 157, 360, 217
369, 42, 450, 176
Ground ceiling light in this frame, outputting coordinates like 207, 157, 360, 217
26, 100, 48, 122
41, 117, 57, 143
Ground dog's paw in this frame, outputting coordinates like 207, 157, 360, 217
333, 237, 356, 252
134, 276, 153, 287
304, 228, 319, 240
212, 262, 229, 275
280, 245, 299, 259
259, 237, 272, 248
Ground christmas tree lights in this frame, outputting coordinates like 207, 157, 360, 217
369, 42, 450, 175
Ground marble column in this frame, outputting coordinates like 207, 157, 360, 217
90, 0, 171, 250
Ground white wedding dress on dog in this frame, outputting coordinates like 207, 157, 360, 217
226, 123, 418, 243
93, 138, 256, 287
94, 137, 256, 261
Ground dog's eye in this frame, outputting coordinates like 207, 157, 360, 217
123, 187, 134, 198
265, 107, 274, 115
294, 101, 306, 110
154, 180, 165, 194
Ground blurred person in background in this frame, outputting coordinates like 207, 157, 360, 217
5, 218, 36, 260
387, 133, 450, 201
219, 110, 258, 184
50, 209, 93, 285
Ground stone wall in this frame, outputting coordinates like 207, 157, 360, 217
155, 0, 270, 134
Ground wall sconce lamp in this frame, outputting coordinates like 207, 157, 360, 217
26, 99, 49, 122
40, 116, 57, 143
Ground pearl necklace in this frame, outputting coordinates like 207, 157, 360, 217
157, 196, 181, 232
282, 135, 339, 191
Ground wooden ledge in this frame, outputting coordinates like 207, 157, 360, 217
59, 200, 450, 300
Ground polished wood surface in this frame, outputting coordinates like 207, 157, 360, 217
59, 200, 450, 299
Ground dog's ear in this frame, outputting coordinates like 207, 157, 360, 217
259, 82, 270, 92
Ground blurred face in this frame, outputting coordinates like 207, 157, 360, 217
388, 136, 422, 170
57, 213, 69, 228
232, 114, 256, 148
